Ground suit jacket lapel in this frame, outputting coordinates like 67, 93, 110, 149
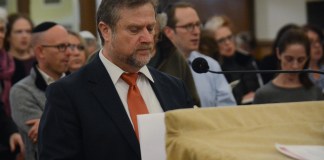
148, 68, 171, 112
86, 55, 140, 157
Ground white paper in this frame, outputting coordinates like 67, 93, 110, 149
138, 113, 166, 160
275, 143, 324, 160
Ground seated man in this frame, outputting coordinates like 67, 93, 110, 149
164, 2, 236, 107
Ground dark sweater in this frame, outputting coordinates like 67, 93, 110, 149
220, 51, 261, 104
0, 102, 18, 160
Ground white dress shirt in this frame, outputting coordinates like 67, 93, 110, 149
188, 51, 237, 107
37, 66, 65, 85
99, 50, 163, 127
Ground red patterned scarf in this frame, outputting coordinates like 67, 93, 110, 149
0, 49, 15, 116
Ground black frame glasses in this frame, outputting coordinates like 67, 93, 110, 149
42, 43, 71, 52
216, 35, 234, 45
175, 22, 202, 32
41, 43, 85, 52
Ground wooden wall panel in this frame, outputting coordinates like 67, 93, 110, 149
79, 0, 97, 37
17, 0, 253, 47
158, 0, 254, 34
17, 0, 30, 15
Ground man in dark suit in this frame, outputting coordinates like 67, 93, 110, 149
38, 0, 194, 160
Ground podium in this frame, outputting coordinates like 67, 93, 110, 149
139, 101, 324, 160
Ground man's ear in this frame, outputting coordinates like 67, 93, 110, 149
98, 21, 111, 43
35, 45, 45, 60
163, 26, 175, 40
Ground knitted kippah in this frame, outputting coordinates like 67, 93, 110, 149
32, 21, 57, 33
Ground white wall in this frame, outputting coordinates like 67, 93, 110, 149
255, 0, 307, 41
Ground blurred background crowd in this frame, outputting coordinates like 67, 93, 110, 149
0, 0, 324, 160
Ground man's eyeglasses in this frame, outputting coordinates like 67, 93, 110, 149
42, 43, 85, 52
42, 43, 71, 52
175, 22, 202, 32
216, 35, 234, 45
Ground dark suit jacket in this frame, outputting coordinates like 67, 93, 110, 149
38, 55, 194, 160
0, 102, 18, 160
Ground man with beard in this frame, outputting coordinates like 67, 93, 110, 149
38, 0, 194, 160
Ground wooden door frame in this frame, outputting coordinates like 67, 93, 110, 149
17, 0, 30, 15
79, 0, 97, 37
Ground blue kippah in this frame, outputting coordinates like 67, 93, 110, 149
32, 21, 57, 33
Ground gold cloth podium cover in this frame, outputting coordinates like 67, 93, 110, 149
165, 101, 324, 160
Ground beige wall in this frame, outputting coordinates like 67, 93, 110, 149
4, 0, 80, 31
30, 0, 80, 31
6, 0, 17, 14
255, 0, 307, 41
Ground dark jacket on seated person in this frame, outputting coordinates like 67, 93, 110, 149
220, 50, 262, 104
0, 102, 19, 160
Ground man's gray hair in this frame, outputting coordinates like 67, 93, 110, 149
96, 0, 158, 45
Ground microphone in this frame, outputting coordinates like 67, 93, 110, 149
191, 57, 209, 73
191, 57, 324, 75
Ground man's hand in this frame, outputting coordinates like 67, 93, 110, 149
9, 133, 25, 159
25, 119, 40, 143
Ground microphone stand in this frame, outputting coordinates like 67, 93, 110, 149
208, 69, 324, 75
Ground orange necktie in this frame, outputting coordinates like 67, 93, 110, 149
121, 73, 149, 139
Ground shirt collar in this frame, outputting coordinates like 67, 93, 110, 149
99, 49, 154, 85
37, 66, 65, 85
187, 50, 200, 63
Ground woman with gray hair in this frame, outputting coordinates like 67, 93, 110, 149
204, 15, 262, 104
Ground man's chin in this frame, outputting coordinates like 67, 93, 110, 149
128, 56, 151, 68
135, 59, 151, 68
189, 46, 199, 53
